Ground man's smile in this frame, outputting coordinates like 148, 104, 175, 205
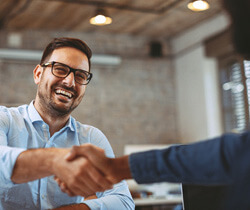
55, 88, 74, 99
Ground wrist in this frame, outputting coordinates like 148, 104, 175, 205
51, 148, 70, 175
111, 155, 132, 182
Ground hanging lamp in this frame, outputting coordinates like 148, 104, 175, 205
187, 0, 210, 12
90, 8, 112, 26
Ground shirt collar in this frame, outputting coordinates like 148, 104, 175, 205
28, 100, 75, 132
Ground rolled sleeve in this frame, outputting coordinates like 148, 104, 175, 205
0, 146, 25, 187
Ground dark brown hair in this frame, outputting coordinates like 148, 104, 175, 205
40, 37, 92, 70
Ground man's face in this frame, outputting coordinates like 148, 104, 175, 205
34, 47, 89, 117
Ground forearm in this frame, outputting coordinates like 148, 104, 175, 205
11, 147, 68, 183
129, 133, 248, 185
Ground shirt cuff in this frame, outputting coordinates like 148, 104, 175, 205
82, 199, 104, 209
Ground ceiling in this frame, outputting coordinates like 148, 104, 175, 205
0, 0, 224, 39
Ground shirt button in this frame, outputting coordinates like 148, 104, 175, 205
42, 124, 46, 128
42, 195, 45, 199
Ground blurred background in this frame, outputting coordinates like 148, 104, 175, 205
0, 0, 247, 158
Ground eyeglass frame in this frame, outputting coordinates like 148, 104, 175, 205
41, 61, 93, 85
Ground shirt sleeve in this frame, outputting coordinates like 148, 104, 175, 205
0, 146, 25, 187
129, 132, 250, 185
0, 108, 25, 187
82, 127, 135, 210
83, 181, 135, 210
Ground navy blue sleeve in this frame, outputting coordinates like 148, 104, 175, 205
129, 132, 250, 185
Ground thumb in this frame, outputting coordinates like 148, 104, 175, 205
64, 146, 78, 161
65, 145, 91, 161
70, 144, 108, 170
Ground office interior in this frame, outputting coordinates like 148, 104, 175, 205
0, 0, 246, 209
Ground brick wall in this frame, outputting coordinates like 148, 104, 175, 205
0, 30, 179, 156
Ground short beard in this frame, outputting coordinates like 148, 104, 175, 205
38, 90, 73, 118
37, 85, 79, 118
49, 99, 75, 117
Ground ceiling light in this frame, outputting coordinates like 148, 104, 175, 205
187, 0, 210, 12
90, 8, 112, 26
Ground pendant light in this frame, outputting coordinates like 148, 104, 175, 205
187, 0, 210, 12
90, 8, 112, 26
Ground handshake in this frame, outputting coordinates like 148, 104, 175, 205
53, 144, 132, 197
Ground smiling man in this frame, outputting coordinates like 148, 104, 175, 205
0, 37, 134, 210
33, 46, 90, 136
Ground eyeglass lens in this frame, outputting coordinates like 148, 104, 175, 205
53, 63, 90, 84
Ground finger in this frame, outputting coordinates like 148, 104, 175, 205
66, 167, 108, 196
84, 194, 98, 200
54, 176, 61, 185
107, 175, 120, 184
67, 179, 96, 197
63, 169, 97, 197
55, 179, 61, 186
60, 183, 76, 197
74, 145, 116, 182
71, 145, 108, 170
87, 164, 113, 190
71, 144, 101, 158
55, 177, 78, 197
65, 144, 93, 161
55, 178, 75, 196
62, 153, 112, 196
73, 165, 113, 194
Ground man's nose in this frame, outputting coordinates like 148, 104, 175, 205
62, 72, 75, 87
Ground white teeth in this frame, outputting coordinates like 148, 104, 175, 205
55, 89, 73, 98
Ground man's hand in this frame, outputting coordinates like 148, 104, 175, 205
66, 144, 119, 182
55, 144, 132, 196
52, 149, 113, 197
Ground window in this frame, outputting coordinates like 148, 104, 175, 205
205, 29, 250, 133
219, 58, 250, 132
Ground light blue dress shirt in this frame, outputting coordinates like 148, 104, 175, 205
0, 101, 134, 210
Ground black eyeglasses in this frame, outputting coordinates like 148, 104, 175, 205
41, 61, 92, 85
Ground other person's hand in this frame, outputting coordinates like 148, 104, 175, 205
52, 148, 113, 197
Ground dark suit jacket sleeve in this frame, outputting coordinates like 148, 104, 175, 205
129, 132, 250, 185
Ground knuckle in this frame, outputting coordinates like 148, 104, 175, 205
78, 162, 88, 172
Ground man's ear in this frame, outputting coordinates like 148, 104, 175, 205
33, 65, 43, 84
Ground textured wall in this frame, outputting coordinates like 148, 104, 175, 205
0, 30, 179, 156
